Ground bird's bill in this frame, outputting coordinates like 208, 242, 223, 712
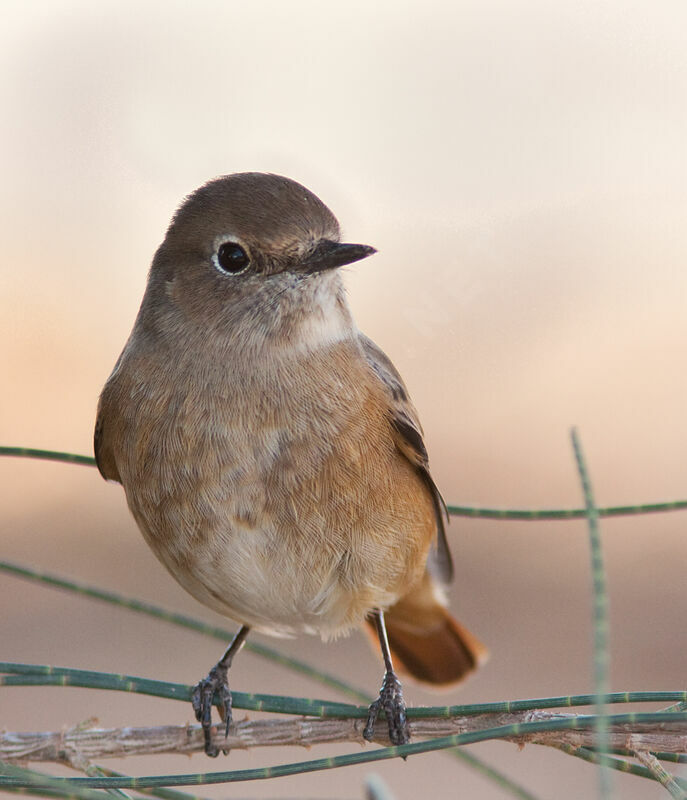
299, 240, 377, 274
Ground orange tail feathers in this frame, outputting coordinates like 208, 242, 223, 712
365, 573, 488, 686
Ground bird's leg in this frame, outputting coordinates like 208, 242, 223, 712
363, 609, 410, 746
191, 624, 250, 757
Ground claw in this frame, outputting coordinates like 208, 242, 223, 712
363, 670, 410, 746
191, 663, 232, 756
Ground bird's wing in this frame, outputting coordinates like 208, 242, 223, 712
94, 399, 122, 483
358, 333, 453, 584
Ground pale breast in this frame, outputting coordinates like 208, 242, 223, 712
101, 337, 436, 637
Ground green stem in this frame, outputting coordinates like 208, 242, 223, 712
3, 446, 687, 520
0, 561, 369, 703
2, 662, 685, 719
571, 428, 612, 799
555, 745, 687, 792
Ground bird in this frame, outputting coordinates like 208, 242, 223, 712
94, 172, 487, 756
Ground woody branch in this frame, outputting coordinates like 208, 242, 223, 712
2, 712, 686, 763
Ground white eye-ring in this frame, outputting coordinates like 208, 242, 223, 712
213, 236, 251, 275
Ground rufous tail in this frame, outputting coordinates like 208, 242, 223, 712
365, 572, 488, 686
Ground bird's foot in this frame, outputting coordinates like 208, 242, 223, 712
363, 670, 410, 746
191, 662, 232, 757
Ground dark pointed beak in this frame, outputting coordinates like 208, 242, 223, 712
299, 240, 377, 274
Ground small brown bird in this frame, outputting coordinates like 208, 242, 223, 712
95, 173, 487, 756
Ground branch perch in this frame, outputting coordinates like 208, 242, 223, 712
3, 711, 686, 764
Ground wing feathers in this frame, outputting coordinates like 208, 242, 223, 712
359, 334, 454, 584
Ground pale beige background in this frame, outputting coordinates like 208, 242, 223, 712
1, 2, 686, 798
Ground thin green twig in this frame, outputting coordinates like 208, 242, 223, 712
2, 446, 687, 520
4, 662, 683, 798
571, 428, 612, 799
2, 662, 685, 719
0, 561, 544, 800
0, 447, 95, 467
87, 769, 211, 800
0, 763, 344, 800
4, 442, 685, 800
0, 762, 114, 800
634, 751, 687, 799
78, 766, 131, 800
95, 768, 352, 800
0, 663, 353, 717
445, 500, 687, 519
587, 748, 687, 765
0, 560, 369, 704
663, 701, 687, 713
554, 745, 687, 791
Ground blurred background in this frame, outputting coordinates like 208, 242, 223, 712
1, 1, 686, 798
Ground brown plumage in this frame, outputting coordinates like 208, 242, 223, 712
365, 571, 488, 685
95, 173, 486, 755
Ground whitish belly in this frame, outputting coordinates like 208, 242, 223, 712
130, 494, 403, 638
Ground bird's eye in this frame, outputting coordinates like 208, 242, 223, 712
215, 242, 250, 274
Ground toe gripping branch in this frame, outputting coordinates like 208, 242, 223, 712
363, 609, 411, 746
190, 614, 411, 755
191, 624, 250, 757
364, 669, 410, 746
